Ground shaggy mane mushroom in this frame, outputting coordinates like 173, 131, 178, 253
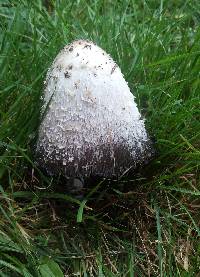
36, 39, 154, 179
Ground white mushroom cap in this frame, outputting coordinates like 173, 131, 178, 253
36, 39, 153, 178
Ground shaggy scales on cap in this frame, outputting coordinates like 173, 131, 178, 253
36, 40, 154, 178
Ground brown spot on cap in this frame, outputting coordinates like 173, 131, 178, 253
64, 71, 71, 78
84, 44, 92, 49
56, 64, 62, 71
111, 64, 117, 75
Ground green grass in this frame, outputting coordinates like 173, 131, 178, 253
0, 0, 200, 276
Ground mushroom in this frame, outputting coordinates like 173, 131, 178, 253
36, 39, 154, 180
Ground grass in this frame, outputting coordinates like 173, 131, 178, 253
0, 0, 200, 276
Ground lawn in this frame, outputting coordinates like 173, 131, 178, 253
0, 0, 200, 276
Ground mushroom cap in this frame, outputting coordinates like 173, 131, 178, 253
36, 40, 154, 178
